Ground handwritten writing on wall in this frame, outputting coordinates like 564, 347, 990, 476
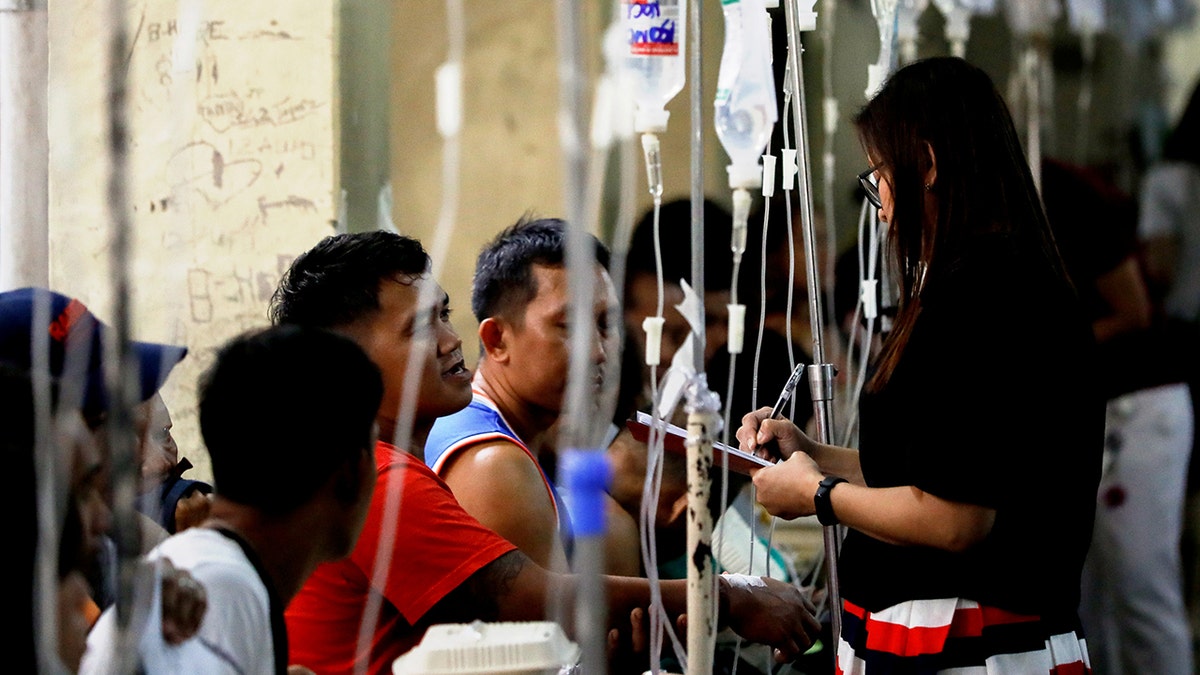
48, 1, 337, 479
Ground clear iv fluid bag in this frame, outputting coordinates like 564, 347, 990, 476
623, 0, 687, 132
714, 0, 777, 188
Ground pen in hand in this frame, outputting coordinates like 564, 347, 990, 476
768, 363, 806, 421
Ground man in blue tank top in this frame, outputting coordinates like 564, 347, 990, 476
425, 216, 641, 575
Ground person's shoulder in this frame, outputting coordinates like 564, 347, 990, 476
933, 234, 1075, 315
444, 438, 542, 482
935, 233, 1022, 293
152, 530, 260, 586
425, 398, 523, 469
375, 440, 421, 473
150, 527, 227, 562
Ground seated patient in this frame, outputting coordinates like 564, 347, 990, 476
80, 325, 383, 675
135, 392, 213, 537
274, 230, 822, 675
425, 216, 640, 576
7, 365, 99, 673
0, 287, 202, 670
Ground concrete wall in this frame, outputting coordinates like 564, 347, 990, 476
48, 1, 339, 480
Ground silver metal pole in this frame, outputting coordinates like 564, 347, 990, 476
104, 1, 143, 673
781, 0, 843, 655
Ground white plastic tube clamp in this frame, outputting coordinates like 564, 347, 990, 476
435, 62, 463, 138
727, 304, 746, 355
781, 149, 799, 191
861, 279, 878, 320
642, 316, 666, 366
761, 154, 777, 197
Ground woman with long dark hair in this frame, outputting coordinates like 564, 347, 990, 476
737, 57, 1104, 672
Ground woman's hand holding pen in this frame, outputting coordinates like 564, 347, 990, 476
736, 406, 810, 462
738, 407, 824, 520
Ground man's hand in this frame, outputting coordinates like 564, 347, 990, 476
606, 606, 647, 673
158, 558, 206, 645
719, 574, 820, 663
173, 490, 212, 532
608, 606, 688, 674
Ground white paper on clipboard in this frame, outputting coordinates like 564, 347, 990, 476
627, 411, 775, 475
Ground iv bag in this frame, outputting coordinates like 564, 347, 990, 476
897, 0, 931, 64
622, 0, 688, 133
714, 0, 778, 189
1065, 0, 1106, 34
1002, 0, 1061, 38
867, 0, 901, 99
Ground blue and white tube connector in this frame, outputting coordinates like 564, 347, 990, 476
561, 449, 612, 538
561, 448, 611, 674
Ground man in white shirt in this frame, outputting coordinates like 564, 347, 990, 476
81, 325, 384, 675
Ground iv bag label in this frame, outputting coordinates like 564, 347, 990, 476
626, 0, 680, 56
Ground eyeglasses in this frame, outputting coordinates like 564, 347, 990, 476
858, 166, 882, 208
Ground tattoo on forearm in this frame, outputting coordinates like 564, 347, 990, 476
421, 550, 527, 625
468, 550, 525, 619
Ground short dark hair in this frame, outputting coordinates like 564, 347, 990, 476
471, 215, 610, 323
198, 325, 383, 514
626, 197, 737, 292
269, 230, 430, 329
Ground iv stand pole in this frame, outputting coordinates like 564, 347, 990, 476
780, 0, 844, 655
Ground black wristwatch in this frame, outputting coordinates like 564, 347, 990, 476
814, 476, 848, 526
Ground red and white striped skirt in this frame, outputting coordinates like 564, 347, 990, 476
835, 597, 1092, 674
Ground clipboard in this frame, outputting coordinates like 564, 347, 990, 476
625, 411, 775, 476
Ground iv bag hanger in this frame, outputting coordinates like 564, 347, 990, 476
779, 0, 846, 659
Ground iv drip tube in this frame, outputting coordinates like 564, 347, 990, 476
1023, 44, 1042, 191
553, 2, 609, 674
627, 14, 690, 662
1064, 0, 1103, 163
839, 205, 883, 447
819, 0, 841, 369
30, 288, 60, 672
103, 4, 147, 674
354, 5, 467, 674
592, 9, 638, 450
711, 4, 777, 649
1075, 29, 1095, 163
688, 0, 706, 380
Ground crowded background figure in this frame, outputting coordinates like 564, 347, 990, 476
134, 393, 212, 538
0, 288, 201, 672
1138, 73, 1200, 670
1041, 155, 1195, 675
